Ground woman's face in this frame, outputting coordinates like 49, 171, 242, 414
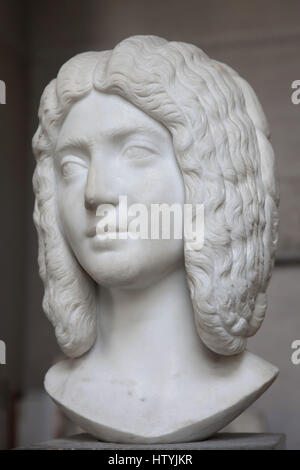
54, 90, 185, 289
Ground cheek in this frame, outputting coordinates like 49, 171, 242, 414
133, 162, 185, 206
144, 238, 185, 277
158, 156, 185, 204
57, 181, 85, 239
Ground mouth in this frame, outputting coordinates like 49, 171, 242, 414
86, 226, 128, 238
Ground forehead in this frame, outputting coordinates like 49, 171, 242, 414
56, 89, 169, 150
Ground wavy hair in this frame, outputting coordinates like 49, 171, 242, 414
32, 35, 279, 357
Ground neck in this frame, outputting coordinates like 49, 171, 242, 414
92, 267, 211, 382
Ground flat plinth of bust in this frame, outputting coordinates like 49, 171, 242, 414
45, 349, 278, 444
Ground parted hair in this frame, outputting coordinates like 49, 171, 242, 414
32, 35, 279, 357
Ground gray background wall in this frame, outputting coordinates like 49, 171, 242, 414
0, 0, 299, 449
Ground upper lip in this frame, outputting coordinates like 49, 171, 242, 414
86, 226, 127, 237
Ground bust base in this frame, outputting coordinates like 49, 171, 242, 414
44, 350, 278, 444
17, 433, 286, 450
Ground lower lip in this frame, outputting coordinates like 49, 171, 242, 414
89, 232, 131, 247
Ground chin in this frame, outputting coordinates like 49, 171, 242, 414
84, 253, 146, 289
76, 241, 183, 290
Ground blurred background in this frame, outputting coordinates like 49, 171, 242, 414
0, 0, 299, 450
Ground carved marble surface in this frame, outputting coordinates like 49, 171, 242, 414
32, 35, 279, 443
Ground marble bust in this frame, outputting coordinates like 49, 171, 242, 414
32, 35, 279, 443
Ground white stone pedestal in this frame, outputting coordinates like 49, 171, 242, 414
17, 432, 285, 450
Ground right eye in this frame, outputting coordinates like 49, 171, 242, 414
60, 158, 88, 179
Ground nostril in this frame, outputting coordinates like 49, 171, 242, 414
84, 196, 96, 210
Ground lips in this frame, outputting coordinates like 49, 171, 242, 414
86, 226, 127, 238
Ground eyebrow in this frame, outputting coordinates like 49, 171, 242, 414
56, 136, 90, 154
109, 125, 166, 141
56, 125, 168, 154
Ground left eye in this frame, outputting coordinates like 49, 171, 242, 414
123, 146, 155, 161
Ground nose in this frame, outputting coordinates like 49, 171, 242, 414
84, 158, 119, 211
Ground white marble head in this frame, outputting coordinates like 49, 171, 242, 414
33, 35, 279, 359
